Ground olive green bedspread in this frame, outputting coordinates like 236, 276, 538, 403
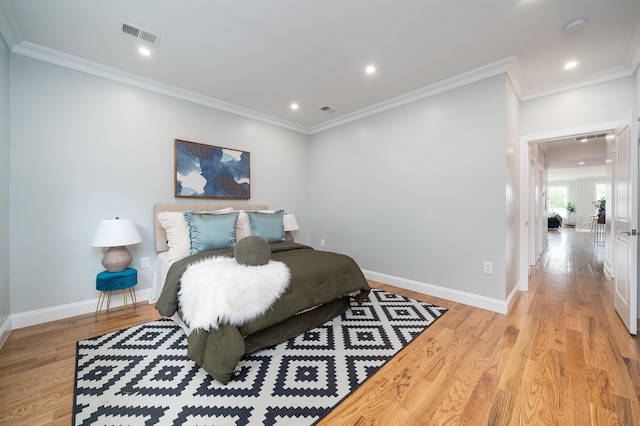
155, 242, 370, 384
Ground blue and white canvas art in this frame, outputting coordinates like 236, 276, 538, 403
175, 139, 250, 199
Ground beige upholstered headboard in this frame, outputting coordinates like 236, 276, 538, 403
154, 203, 268, 253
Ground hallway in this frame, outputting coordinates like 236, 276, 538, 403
541, 227, 608, 281
516, 226, 640, 423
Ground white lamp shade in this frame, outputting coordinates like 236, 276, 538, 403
283, 214, 299, 231
91, 218, 142, 247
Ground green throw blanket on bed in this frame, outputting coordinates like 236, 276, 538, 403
155, 242, 370, 384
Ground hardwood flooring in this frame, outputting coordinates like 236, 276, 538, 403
1, 228, 639, 425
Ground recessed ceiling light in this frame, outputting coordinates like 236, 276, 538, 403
290, 103, 299, 110
564, 61, 578, 70
578, 161, 585, 165
365, 65, 376, 75
138, 46, 151, 56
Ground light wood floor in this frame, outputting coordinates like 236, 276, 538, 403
1, 228, 639, 425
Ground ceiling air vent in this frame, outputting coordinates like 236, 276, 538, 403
575, 133, 607, 142
119, 21, 161, 46
320, 106, 336, 113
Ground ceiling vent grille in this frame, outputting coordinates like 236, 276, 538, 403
320, 106, 336, 113
575, 133, 607, 142
119, 21, 161, 46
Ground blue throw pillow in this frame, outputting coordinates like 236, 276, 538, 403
183, 211, 239, 254
246, 210, 285, 243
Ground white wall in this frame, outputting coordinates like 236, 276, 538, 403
636, 66, 640, 110
575, 178, 605, 221
9, 55, 310, 315
309, 75, 510, 304
505, 78, 520, 298
520, 77, 635, 137
0, 34, 9, 332
636, 68, 640, 318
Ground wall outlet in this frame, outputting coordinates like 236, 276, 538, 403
483, 261, 493, 274
141, 257, 150, 268
320, 239, 325, 247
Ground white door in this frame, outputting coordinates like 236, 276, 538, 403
528, 154, 536, 266
613, 112, 637, 335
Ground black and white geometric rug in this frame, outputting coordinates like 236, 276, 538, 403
73, 289, 447, 425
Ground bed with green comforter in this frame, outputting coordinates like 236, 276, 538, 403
155, 241, 370, 384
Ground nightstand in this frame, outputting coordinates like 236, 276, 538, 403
95, 268, 137, 319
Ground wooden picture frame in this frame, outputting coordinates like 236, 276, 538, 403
174, 139, 250, 199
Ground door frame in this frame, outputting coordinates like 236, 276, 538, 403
612, 111, 638, 334
519, 121, 620, 293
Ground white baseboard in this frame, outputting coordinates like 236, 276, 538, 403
0, 315, 12, 349
363, 270, 509, 314
9, 288, 152, 330
506, 281, 521, 312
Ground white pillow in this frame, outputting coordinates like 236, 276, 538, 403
236, 211, 251, 241
158, 208, 233, 261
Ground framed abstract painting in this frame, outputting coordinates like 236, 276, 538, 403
174, 139, 250, 199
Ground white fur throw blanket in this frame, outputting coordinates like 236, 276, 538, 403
178, 256, 291, 331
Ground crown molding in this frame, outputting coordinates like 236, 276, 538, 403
11, 41, 311, 135
14, 39, 523, 136
9, 39, 635, 136
624, 19, 640, 75
0, 1, 21, 49
520, 66, 633, 101
505, 56, 527, 99
309, 57, 520, 134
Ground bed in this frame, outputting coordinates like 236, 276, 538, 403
151, 203, 370, 384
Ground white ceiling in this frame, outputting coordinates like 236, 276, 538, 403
541, 133, 611, 182
0, 0, 639, 134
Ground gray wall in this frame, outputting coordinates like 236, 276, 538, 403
309, 75, 511, 301
9, 55, 310, 314
0, 34, 9, 326
4, 49, 638, 321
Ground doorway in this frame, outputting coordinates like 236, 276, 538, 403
529, 131, 611, 267
519, 122, 618, 292
520, 119, 638, 334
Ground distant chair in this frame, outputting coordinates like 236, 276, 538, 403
578, 215, 594, 232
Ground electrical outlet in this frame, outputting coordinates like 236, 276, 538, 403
320, 239, 325, 247
483, 261, 493, 274
141, 257, 150, 268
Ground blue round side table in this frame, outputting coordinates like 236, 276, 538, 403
95, 268, 137, 319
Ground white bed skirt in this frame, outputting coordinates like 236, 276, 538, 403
150, 252, 176, 303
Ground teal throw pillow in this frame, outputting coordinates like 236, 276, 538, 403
183, 211, 239, 254
246, 210, 285, 243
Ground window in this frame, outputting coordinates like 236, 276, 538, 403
549, 185, 568, 218
595, 183, 606, 207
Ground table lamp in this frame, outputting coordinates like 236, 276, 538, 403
91, 217, 142, 272
283, 214, 299, 242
